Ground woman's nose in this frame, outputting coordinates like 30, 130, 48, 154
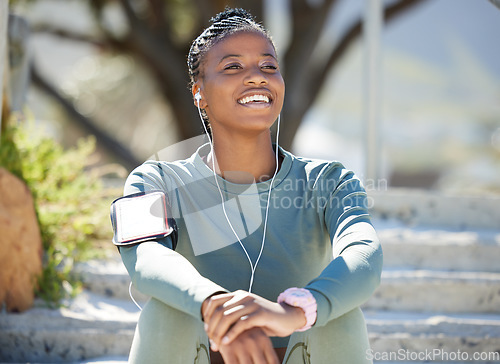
244, 67, 268, 85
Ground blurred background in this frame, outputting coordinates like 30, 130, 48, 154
5, 0, 500, 193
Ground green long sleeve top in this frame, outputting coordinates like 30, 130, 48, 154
119, 144, 382, 344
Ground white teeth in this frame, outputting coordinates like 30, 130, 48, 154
238, 94, 270, 104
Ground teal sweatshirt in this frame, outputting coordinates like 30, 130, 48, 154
119, 144, 382, 345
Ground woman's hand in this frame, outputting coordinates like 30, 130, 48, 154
202, 290, 306, 351
217, 327, 280, 364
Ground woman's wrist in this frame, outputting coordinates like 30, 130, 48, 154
279, 301, 307, 331
277, 288, 317, 332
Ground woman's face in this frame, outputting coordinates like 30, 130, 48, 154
196, 31, 285, 136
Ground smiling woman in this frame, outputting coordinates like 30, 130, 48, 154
113, 7, 382, 364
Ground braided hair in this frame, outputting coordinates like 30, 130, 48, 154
187, 8, 275, 132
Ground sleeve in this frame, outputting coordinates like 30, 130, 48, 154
304, 164, 383, 327
118, 162, 228, 320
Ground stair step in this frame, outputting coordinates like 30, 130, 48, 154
0, 292, 138, 363
369, 189, 500, 230
79, 357, 128, 364
364, 269, 500, 313
2, 291, 499, 363
75, 257, 149, 302
375, 221, 500, 272
77, 258, 500, 315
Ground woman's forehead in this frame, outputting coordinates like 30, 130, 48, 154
206, 31, 277, 62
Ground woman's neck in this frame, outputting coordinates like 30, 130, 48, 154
206, 131, 278, 184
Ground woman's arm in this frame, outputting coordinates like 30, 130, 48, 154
305, 167, 383, 327
120, 238, 227, 320
118, 162, 227, 320
202, 164, 382, 347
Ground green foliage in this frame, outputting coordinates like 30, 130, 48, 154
0, 122, 111, 307
0, 123, 24, 180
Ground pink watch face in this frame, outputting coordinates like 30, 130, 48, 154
279, 288, 315, 306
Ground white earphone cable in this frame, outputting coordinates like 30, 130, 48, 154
196, 97, 280, 292
129, 281, 142, 310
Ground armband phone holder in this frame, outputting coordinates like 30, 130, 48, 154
110, 190, 177, 249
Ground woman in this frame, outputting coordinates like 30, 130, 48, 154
114, 7, 383, 364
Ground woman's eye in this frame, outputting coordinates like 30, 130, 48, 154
224, 64, 241, 70
262, 64, 278, 70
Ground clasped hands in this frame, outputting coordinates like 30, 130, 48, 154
201, 290, 306, 364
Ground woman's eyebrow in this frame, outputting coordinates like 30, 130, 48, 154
218, 53, 278, 64
218, 54, 242, 64
262, 53, 278, 61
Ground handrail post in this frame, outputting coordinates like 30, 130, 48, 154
363, 0, 383, 184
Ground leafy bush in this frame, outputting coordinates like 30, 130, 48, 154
0, 122, 112, 307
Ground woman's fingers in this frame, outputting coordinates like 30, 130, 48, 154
204, 290, 300, 353
220, 312, 264, 346
203, 291, 257, 350
203, 290, 249, 324
202, 293, 233, 324
218, 327, 279, 364
209, 302, 259, 349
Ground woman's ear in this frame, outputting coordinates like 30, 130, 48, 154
192, 84, 206, 108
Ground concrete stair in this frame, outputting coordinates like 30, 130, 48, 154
0, 292, 137, 363
1, 189, 499, 363
366, 190, 500, 364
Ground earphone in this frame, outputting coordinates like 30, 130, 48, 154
195, 91, 280, 293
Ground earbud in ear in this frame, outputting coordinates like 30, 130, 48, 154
195, 91, 202, 102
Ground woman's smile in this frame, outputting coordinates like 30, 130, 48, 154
237, 90, 273, 108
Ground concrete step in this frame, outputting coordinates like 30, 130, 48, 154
364, 269, 500, 313
369, 189, 500, 230
2, 290, 499, 363
76, 258, 500, 314
74, 257, 149, 303
78, 357, 127, 364
0, 292, 138, 363
374, 220, 500, 272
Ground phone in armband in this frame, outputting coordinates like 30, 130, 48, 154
110, 190, 177, 249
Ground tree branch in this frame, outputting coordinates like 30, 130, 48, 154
284, 0, 337, 83
146, 0, 168, 30
309, 0, 429, 107
31, 24, 108, 48
193, 0, 218, 28
118, 0, 142, 27
30, 63, 141, 170
489, 0, 500, 10
234, 0, 263, 22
